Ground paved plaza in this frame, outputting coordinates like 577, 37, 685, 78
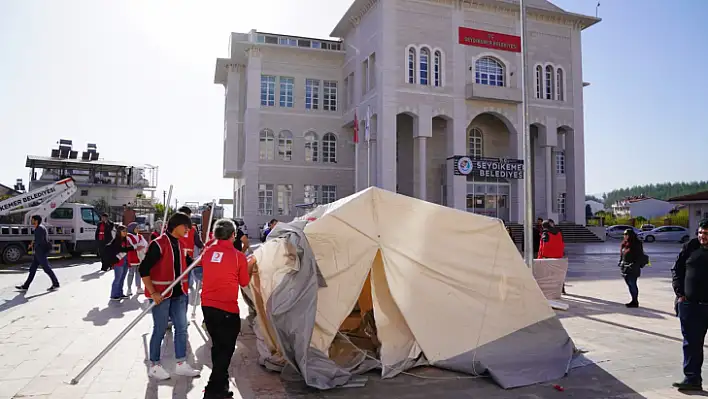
0, 242, 704, 398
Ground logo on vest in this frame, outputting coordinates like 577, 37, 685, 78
211, 252, 223, 263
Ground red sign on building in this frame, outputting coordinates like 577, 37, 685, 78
458, 27, 521, 53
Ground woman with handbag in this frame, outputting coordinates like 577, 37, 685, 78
619, 228, 647, 308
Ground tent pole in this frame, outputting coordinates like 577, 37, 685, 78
520, 0, 534, 268
191, 199, 217, 319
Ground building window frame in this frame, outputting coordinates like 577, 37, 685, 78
305, 78, 320, 110
555, 67, 564, 101
557, 192, 567, 216
555, 150, 565, 175
259, 129, 275, 160
407, 46, 416, 84
304, 131, 319, 162
304, 184, 319, 205
279, 76, 294, 108
535, 65, 543, 99
322, 185, 337, 204
322, 132, 337, 163
419, 47, 430, 85
323, 80, 338, 111
276, 184, 293, 216
278, 130, 293, 161
260, 75, 276, 107
433, 50, 442, 87
475, 56, 505, 87
544, 65, 554, 100
467, 127, 484, 158
258, 183, 274, 215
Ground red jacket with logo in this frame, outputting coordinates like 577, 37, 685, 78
538, 229, 565, 259
200, 239, 250, 314
126, 234, 142, 266
144, 234, 188, 299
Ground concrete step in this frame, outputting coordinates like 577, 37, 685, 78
506, 223, 603, 244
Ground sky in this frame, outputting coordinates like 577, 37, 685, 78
0, 0, 706, 206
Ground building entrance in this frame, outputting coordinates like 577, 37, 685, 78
466, 180, 510, 222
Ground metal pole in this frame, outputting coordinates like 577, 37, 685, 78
71, 251, 204, 385
191, 199, 216, 319
520, 0, 534, 268
161, 186, 172, 234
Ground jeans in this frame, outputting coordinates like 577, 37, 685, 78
679, 301, 708, 384
202, 306, 241, 395
22, 253, 59, 288
624, 275, 639, 302
110, 259, 128, 298
126, 266, 142, 291
149, 294, 188, 363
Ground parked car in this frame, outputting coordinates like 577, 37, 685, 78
605, 225, 640, 239
639, 224, 656, 231
638, 226, 690, 243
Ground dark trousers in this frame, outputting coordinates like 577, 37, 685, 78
679, 301, 708, 384
624, 275, 639, 302
202, 306, 241, 396
23, 253, 59, 288
98, 242, 111, 270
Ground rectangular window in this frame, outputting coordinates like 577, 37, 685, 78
322, 185, 337, 204
260, 75, 275, 106
557, 193, 566, 215
545, 68, 553, 100
258, 184, 274, 215
279, 77, 294, 108
323, 80, 338, 111
555, 151, 565, 175
81, 208, 99, 225
362, 59, 369, 94
305, 79, 320, 110
278, 37, 297, 46
277, 184, 293, 216
264, 35, 278, 45
369, 53, 376, 89
278, 133, 293, 161
304, 184, 319, 205
80, 189, 89, 196
50, 208, 73, 220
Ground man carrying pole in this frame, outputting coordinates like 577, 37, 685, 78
139, 211, 201, 380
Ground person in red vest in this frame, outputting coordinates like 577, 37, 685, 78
200, 218, 256, 399
537, 220, 565, 259
150, 220, 163, 241
95, 213, 114, 271
139, 212, 201, 381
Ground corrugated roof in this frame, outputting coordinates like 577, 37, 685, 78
26, 155, 144, 169
669, 191, 708, 203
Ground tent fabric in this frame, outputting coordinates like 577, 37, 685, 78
251, 187, 574, 390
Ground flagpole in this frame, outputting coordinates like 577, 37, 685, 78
366, 105, 371, 187
354, 109, 360, 192
520, 0, 534, 269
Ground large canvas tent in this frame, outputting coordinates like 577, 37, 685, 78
249, 187, 574, 390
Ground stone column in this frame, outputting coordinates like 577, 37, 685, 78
544, 145, 553, 217
243, 47, 263, 230
414, 107, 432, 201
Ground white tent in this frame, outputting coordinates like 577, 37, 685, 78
250, 187, 574, 390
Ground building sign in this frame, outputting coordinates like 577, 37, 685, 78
451, 156, 524, 179
458, 27, 521, 53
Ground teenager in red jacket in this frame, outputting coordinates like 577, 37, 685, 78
538, 220, 565, 259
139, 212, 200, 381
200, 219, 256, 399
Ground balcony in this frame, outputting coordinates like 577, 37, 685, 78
465, 83, 522, 103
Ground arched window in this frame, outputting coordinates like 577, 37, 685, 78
259, 129, 275, 160
544, 65, 554, 100
278, 130, 293, 161
304, 131, 319, 162
467, 127, 483, 158
420, 47, 430, 85
407, 47, 416, 84
322, 133, 337, 163
475, 57, 504, 87
433, 50, 442, 87
555, 68, 564, 101
535, 65, 543, 99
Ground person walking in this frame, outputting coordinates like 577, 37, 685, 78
151, 220, 163, 241
671, 219, 708, 391
96, 213, 115, 271
126, 222, 148, 296
139, 212, 200, 380
537, 219, 567, 294
104, 225, 134, 301
618, 229, 647, 308
200, 219, 255, 399
15, 215, 60, 292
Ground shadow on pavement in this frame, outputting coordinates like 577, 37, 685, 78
82, 296, 145, 326
81, 270, 105, 281
141, 329, 199, 399
560, 293, 676, 319
0, 290, 52, 313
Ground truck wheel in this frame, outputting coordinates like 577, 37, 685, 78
2, 244, 25, 264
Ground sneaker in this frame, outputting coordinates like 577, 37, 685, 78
175, 361, 200, 377
137, 288, 144, 294
126, 289, 133, 296
47, 286, 59, 292
148, 364, 171, 381
120, 294, 130, 299
672, 379, 702, 391
625, 301, 639, 308
15, 286, 28, 292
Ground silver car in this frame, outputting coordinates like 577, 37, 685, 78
606, 225, 640, 239
638, 226, 690, 243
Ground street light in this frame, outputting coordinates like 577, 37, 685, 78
519, 0, 534, 268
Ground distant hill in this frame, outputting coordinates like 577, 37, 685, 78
601, 181, 708, 206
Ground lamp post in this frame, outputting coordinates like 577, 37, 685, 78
519, 0, 534, 268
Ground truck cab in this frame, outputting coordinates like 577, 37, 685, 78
46, 203, 102, 254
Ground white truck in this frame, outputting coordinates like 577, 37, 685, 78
0, 177, 102, 264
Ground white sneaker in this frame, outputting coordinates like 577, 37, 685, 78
148, 364, 171, 380
126, 289, 132, 296
137, 287, 144, 294
174, 361, 200, 377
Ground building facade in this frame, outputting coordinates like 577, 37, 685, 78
611, 196, 675, 220
215, 0, 599, 230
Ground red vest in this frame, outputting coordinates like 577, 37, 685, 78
538, 231, 565, 259
150, 231, 159, 241
145, 234, 188, 299
179, 226, 197, 256
126, 234, 141, 266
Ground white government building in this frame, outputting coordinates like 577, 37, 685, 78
214, 0, 599, 231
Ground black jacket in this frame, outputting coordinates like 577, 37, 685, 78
671, 238, 705, 300
532, 227, 541, 252
95, 221, 114, 244
619, 240, 644, 277
102, 236, 134, 265
33, 224, 51, 256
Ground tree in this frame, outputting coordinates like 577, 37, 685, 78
602, 181, 708, 206
585, 195, 603, 203
154, 203, 175, 220
91, 198, 110, 216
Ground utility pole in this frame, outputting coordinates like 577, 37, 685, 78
163, 190, 166, 207
520, 0, 534, 269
